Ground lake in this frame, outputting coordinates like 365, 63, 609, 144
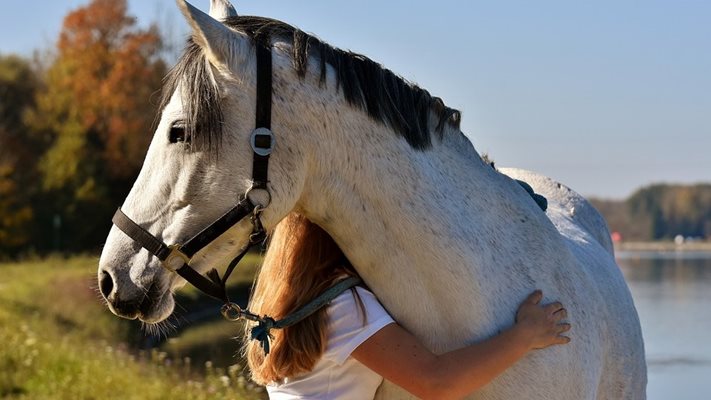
617, 250, 711, 400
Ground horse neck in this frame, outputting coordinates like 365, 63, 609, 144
294, 105, 571, 336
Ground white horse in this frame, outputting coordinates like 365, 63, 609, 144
98, 1, 646, 398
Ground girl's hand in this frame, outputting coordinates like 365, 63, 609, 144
354, 289, 571, 399
514, 290, 571, 350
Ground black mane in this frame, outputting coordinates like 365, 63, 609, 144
159, 15, 462, 151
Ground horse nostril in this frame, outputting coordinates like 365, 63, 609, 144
99, 270, 114, 299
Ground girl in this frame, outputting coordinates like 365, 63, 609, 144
245, 213, 571, 399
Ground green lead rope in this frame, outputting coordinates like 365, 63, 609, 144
250, 276, 362, 355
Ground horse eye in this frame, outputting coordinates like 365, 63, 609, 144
169, 125, 190, 144
168, 121, 190, 143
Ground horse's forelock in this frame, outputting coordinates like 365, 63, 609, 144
158, 41, 224, 152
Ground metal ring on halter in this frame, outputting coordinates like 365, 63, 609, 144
221, 302, 243, 321
245, 186, 272, 208
250, 127, 274, 156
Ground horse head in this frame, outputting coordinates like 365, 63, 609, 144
98, 0, 461, 325
98, 0, 303, 323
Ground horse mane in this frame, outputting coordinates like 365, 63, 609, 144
159, 15, 462, 151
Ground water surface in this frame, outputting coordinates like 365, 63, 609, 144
617, 251, 711, 400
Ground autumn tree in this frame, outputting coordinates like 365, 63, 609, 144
0, 55, 39, 255
30, 0, 166, 251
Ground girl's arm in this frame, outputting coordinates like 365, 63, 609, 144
352, 290, 570, 400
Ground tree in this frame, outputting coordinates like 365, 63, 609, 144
29, 0, 166, 251
592, 184, 711, 241
0, 55, 40, 256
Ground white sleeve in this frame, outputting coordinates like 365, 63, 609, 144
323, 286, 395, 365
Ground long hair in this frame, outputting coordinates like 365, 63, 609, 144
245, 213, 360, 385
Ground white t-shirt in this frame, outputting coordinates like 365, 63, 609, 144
267, 286, 395, 399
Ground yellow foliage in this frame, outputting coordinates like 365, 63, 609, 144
0, 162, 33, 248
35, 0, 165, 194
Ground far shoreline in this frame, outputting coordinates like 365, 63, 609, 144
614, 241, 711, 252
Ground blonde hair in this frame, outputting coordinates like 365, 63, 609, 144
245, 213, 360, 385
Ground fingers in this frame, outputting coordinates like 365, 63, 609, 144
525, 290, 543, 305
554, 308, 568, 320
534, 333, 571, 350
545, 302, 564, 314
557, 323, 571, 334
553, 323, 571, 346
555, 335, 572, 345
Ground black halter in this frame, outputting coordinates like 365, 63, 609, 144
111, 42, 274, 304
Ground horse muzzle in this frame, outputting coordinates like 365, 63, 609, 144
99, 268, 172, 322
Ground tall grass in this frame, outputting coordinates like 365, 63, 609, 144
0, 256, 264, 399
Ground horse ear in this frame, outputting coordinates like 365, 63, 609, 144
209, 0, 238, 20
176, 0, 243, 68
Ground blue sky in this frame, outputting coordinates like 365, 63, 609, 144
1, 0, 709, 199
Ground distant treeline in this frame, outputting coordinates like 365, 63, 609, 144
590, 184, 711, 242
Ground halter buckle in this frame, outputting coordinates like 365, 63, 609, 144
250, 127, 274, 157
162, 245, 191, 272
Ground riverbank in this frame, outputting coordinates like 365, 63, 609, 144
615, 241, 711, 252
0, 256, 264, 400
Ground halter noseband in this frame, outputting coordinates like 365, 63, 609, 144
111, 42, 274, 305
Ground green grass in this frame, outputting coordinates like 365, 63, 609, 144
0, 255, 265, 399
